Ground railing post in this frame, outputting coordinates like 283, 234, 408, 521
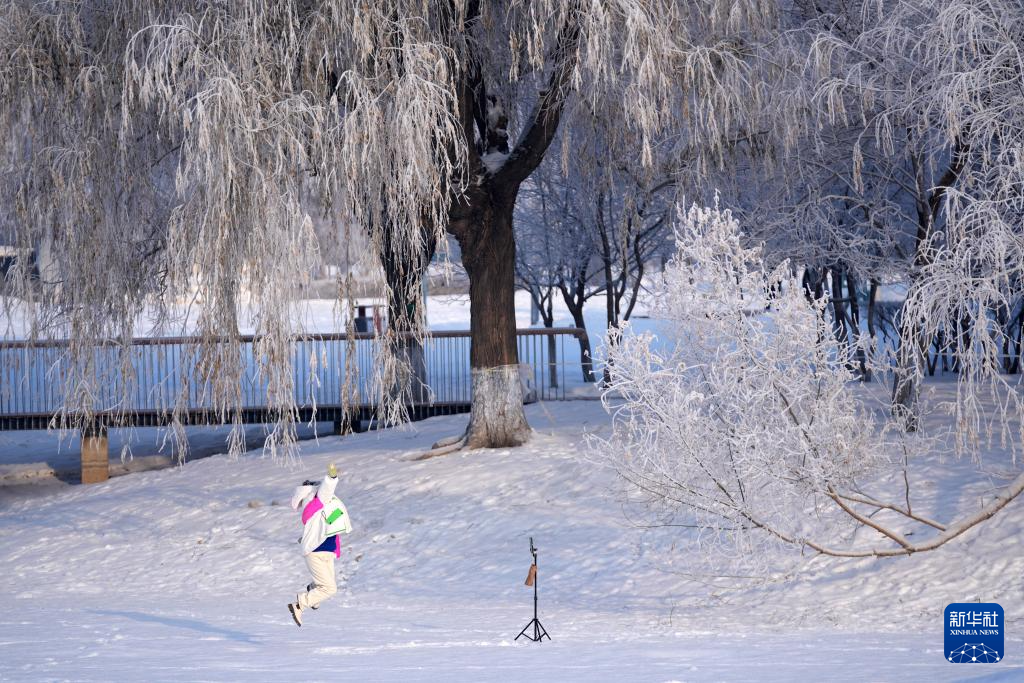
81, 419, 109, 484
548, 332, 558, 391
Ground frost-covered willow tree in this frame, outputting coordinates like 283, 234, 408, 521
805, 0, 1024, 431
681, 0, 932, 385
427, 0, 780, 449
598, 203, 1024, 571
683, 0, 1024, 433
0, 0, 461, 452
0, 0, 782, 453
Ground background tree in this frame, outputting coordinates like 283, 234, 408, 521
514, 147, 606, 384
672, 0, 1024, 432
513, 171, 593, 385
514, 112, 676, 384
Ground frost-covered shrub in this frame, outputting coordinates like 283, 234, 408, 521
597, 202, 1024, 569
599, 202, 880, 565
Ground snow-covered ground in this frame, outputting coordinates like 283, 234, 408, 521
3, 288, 1022, 680
0, 399, 1021, 681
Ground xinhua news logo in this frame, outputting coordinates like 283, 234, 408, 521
945, 603, 1003, 664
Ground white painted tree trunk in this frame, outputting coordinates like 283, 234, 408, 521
464, 365, 531, 449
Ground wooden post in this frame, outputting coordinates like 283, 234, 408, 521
81, 421, 109, 484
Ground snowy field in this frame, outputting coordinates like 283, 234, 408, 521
1, 398, 1022, 682
2, 291, 1023, 681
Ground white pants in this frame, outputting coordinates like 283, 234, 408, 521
297, 551, 337, 609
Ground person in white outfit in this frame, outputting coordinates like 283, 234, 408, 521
288, 463, 352, 626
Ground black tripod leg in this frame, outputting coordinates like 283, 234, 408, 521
517, 618, 547, 642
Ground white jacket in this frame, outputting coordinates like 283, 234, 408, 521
290, 474, 352, 555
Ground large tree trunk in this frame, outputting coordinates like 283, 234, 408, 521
442, 1, 579, 450
893, 297, 928, 431
865, 278, 879, 381
846, 270, 868, 380
597, 197, 620, 386
391, 328, 430, 404
458, 200, 530, 448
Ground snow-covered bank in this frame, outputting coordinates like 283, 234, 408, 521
0, 423, 331, 505
0, 400, 1020, 681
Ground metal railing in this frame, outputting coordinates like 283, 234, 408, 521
0, 327, 592, 430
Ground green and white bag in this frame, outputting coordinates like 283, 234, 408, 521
322, 496, 353, 537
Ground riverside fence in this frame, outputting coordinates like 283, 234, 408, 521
0, 327, 592, 481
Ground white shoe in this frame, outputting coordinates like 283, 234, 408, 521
288, 602, 302, 627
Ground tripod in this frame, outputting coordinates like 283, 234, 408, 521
515, 537, 550, 642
